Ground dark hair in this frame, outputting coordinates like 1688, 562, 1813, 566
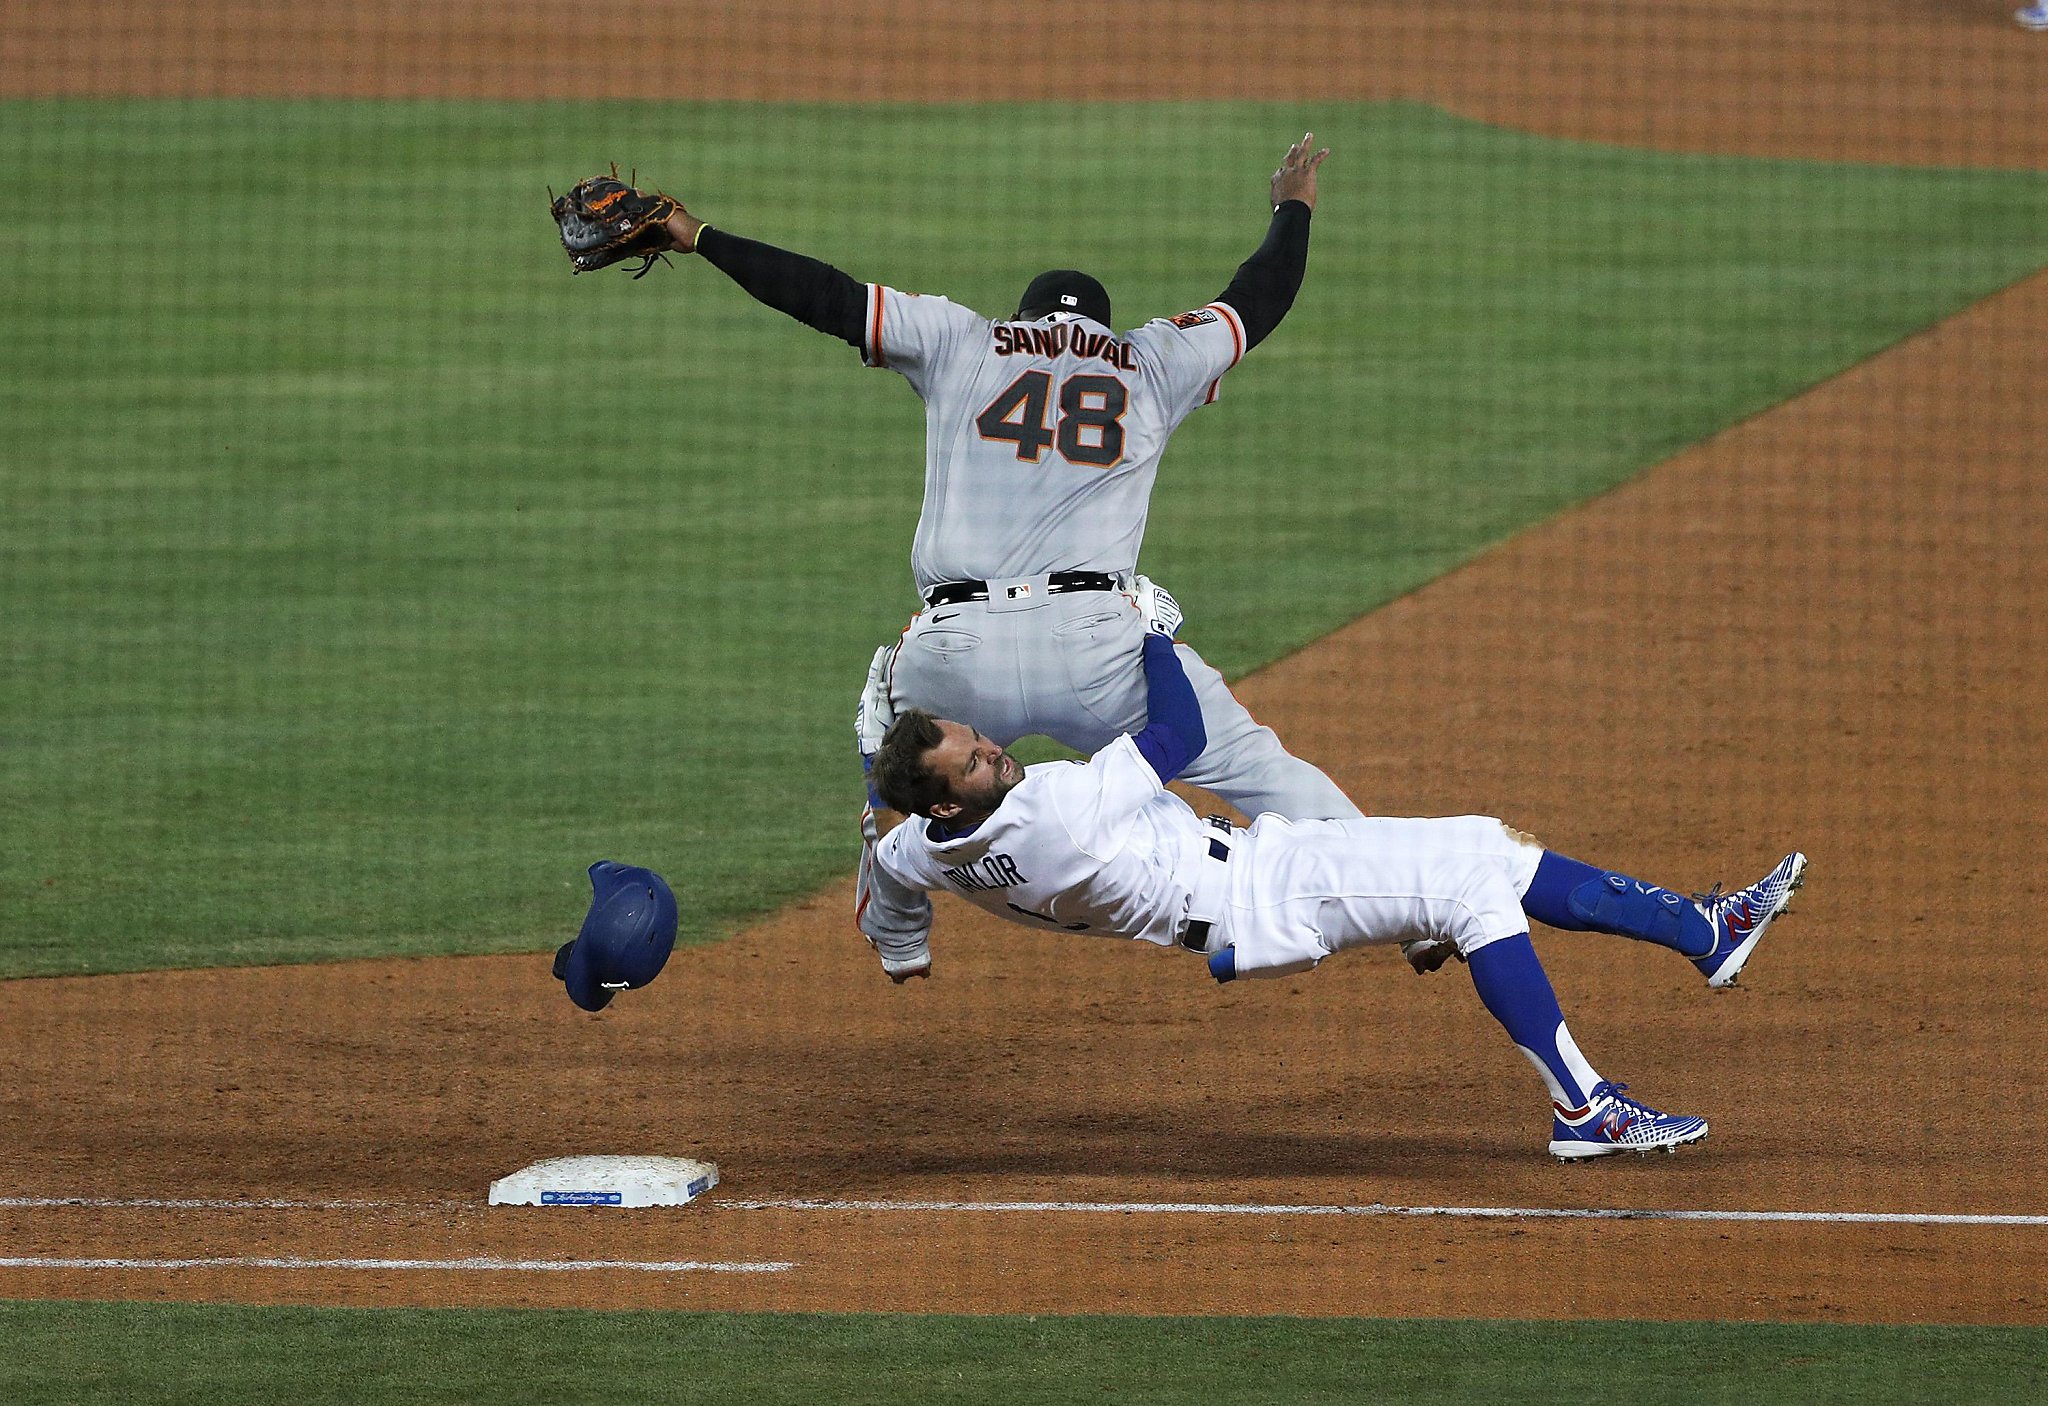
870, 709, 951, 816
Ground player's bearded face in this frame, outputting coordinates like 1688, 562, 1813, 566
925, 720, 1023, 820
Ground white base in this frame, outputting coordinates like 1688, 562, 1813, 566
488, 1155, 720, 1208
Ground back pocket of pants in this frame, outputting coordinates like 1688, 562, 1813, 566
1053, 609, 1138, 730
913, 628, 982, 657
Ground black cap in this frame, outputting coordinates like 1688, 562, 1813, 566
1015, 270, 1111, 327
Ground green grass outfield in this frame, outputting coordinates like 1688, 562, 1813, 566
6, 100, 2048, 976
2, 1302, 2042, 1405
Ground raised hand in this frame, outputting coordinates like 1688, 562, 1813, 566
1270, 132, 1331, 211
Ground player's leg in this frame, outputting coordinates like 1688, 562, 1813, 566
1330, 820, 1710, 1159
1170, 643, 1363, 822
1215, 816, 1708, 1159
1464, 932, 1709, 1160
1517, 849, 1808, 988
1019, 602, 1357, 820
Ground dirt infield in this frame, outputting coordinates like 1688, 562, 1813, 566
3, 2, 2045, 1324
9, 0, 2048, 167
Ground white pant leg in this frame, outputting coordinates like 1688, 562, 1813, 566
1223, 816, 1544, 978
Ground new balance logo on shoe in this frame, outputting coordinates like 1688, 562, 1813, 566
1549, 1082, 1708, 1161
1692, 852, 1807, 989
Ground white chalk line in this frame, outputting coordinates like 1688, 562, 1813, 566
0, 1196, 403, 1212
3, 1194, 2042, 1227
0, 1256, 791, 1274
720, 1199, 2048, 1228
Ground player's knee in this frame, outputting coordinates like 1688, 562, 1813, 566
1494, 820, 1543, 852
1448, 871, 1531, 958
1457, 928, 1519, 960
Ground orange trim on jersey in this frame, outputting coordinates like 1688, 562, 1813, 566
868, 284, 888, 368
1206, 302, 1246, 368
1200, 302, 1244, 405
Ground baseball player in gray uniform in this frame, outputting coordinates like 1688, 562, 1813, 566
649, 137, 1462, 972
859, 621, 1808, 1161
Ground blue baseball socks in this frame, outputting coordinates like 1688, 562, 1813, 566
1518, 851, 1716, 958
1465, 933, 1601, 1111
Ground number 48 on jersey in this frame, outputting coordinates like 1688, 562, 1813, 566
976, 371, 1129, 468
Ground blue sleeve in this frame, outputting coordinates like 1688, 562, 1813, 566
1130, 633, 1207, 782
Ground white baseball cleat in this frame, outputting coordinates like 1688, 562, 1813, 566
2017, 5, 2048, 31
1549, 1082, 1709, 1161
1690, 851, 1807, 989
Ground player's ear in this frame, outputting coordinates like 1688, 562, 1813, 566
928, 798, 962, 821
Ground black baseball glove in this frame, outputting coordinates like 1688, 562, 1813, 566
550, 165, 680, 278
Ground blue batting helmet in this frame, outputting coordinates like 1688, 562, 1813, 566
554, 861, 678, 1012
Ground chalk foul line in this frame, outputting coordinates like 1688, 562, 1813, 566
2, 1195, 2041, 1228
0, 1196, 401, 1212
0, 1255, 791, 1274
719, 1198, 2048, 1227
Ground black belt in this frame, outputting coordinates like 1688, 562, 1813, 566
923, 570, 1120, 609
1178, 817, 1235, 952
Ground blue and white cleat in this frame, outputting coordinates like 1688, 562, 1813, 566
1549, 1082, 1708, 1161
2017, 5, 2048, 31
1690, 851, 1807, 989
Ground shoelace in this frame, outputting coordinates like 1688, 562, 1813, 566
1696, 862, 1795, 917
1589, 1080, 1657, 1118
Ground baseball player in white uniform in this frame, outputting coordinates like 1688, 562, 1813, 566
858, 617, 1807, 1160
650, 137, 1466, 972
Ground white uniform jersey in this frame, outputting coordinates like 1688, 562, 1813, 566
872, 734, 1211, 948
860, 731, 1545, 982
861, 288, 1248, 592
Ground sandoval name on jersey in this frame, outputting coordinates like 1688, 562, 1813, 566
861, 288, 1248, 591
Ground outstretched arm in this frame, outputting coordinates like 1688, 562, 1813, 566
663, 208, 868, 350
858, 841, 934, 983
1131, 631, 1207, 783
1212, 133, 1329, 351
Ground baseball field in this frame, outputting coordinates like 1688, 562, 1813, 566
3, 3, 2046, 1401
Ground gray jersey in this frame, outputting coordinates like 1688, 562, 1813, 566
855, 286, 1359, 828
861, 287, 1248, 591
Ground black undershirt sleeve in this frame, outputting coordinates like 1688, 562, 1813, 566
694, 226, 869, 350
1212, 199, 1312, 352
